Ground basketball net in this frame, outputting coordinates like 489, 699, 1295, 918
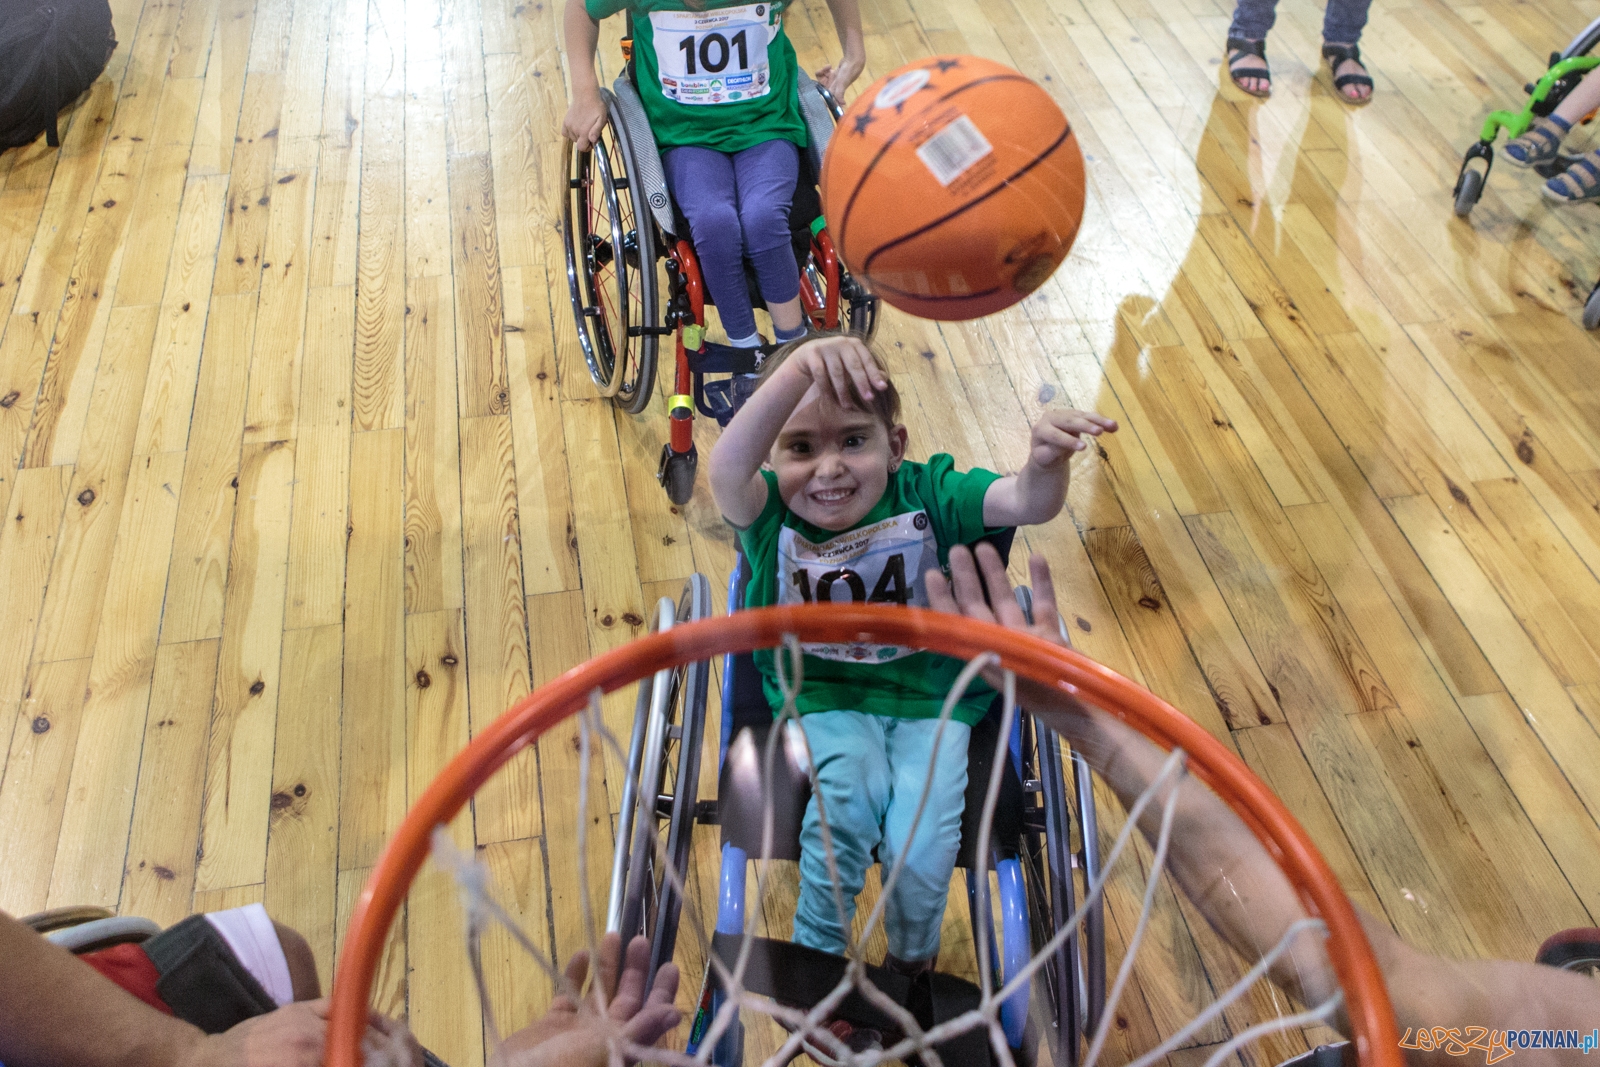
429, 634, 1345, 1067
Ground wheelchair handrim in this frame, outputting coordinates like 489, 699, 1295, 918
328, 603, 1401, 1067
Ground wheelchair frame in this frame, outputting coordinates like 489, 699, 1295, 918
563, 37, 880, 506
1452, 15, 1600, 328
605, 553, 1106, 1067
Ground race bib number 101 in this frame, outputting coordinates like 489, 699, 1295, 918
650, 4, 775, 106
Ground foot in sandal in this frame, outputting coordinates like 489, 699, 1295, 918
1544, 150, 1600, 204
1322, 42, 1373, 104
1226, 37, 1270, 97
1505, 115, 1571, 167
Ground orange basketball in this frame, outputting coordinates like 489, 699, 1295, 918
820, 56, 1086, 321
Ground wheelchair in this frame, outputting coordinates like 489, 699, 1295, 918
1452, 15, 1600, 328
605, 534, 1107, 1067
562, 30, 879, 507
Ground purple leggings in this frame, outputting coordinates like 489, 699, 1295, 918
663, 139, 801, 341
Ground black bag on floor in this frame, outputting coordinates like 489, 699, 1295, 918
0, 0, 116, 151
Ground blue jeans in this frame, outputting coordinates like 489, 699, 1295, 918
1229, 0, 1370, 45
792, 711, 971, 962
662, 139, 802, 342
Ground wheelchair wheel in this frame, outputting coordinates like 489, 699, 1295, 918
563, 93, 659, 416
612, 574, 712, 980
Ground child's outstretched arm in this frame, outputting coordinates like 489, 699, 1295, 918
981, 410, 1117, 527
708, 335, 889, 527
815, 0, 866, 98
561, 0, 606, 149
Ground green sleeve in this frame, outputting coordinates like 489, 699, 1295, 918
733, 469, 784, 548
584, 0, 627, 20
913, 454, 1004, 546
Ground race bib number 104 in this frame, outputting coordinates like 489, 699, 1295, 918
650, 4, 775, 105
775, 512, 936, 663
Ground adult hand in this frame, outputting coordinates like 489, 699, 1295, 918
171, 999, 423, 1067
1026, 409, 1117, 469
499, 933, 681, 1067
562, 88, 608, 151
784, 334, 888, 408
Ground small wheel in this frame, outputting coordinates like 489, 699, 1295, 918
1584, 283, 1600, 330
1536, 928, 1600, 975
1454, 166, 1484, 217
562, 94, 659, 415
658, 443, 698, 506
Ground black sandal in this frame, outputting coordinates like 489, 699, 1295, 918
1321, 42, 1374, 104
1225, 37, 1271, 98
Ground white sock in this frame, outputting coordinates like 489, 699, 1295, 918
729, 331, 763, 348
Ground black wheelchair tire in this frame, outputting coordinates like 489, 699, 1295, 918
561, 100, 659, 414
617, 575, 711, 980
1453, 166, 1483, 218
662, 449, 696, 506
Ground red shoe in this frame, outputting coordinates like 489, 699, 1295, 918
1536, 928, 1600, 975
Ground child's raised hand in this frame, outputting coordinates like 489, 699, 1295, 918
785, 334, 889, 408
562, 89, 608, 151
1028, 409, 1117, 469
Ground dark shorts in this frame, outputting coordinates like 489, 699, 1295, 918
83, 915, 278, 1034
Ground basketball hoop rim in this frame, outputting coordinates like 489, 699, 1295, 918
328, 603, 1400, 1067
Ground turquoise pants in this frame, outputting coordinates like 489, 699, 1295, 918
792, 711, 972, 962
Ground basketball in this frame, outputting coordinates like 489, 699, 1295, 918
819, 55, 1086, 321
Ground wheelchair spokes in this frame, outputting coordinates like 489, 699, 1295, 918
563, 107, 660, 413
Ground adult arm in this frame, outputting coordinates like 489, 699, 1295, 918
928, 544, 1600, 1065
0, 909, 419, 1067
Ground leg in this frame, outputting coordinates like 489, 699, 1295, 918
730, 139, 806, 340
1508, 66, 1600, 167
662, 145, 761, 345
1225, 0, 1278, 96
793, 711, 891, 956
1321, 0, 1373, 103
877, 718, 972, 965
271, 921, 321, 1000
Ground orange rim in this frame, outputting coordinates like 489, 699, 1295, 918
328, 603, 1400, 1067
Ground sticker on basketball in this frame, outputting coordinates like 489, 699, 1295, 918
820, 55, 1086, 321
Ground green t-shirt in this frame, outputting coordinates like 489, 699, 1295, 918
586, 0, 807, 153
736, 455, 1005, 726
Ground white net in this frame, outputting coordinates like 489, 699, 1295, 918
429, 619, 1348, 1067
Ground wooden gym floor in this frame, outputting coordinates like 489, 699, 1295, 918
3, 0, 1600, 1060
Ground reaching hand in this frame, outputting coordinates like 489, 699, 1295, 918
562, 89, 608, 151
783, 334, 888, 408
815, 48, 865, 99
499, 933, 682, 1067
173, 999, 423, 1067
1026, 409, 1117, 469
927, 543, 1067, 649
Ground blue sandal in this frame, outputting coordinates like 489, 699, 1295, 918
1506, 115, 1571, 168
1544, 151, 1600, 204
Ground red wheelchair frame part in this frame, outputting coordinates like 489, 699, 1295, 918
327, 604, 1401, 1067
670, 239, 704, 456
663, 232, 842, 459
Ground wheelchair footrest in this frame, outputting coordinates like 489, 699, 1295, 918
691, 342, 763, 426
709, 931, 994, 1066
